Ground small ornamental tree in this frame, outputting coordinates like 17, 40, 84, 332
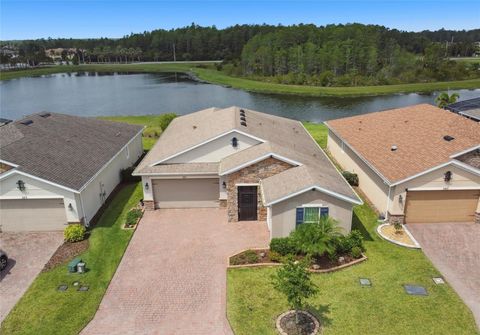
272, 259, 318, 324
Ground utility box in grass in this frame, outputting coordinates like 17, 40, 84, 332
68, 258, 82, 273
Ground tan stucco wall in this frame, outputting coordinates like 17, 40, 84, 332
165, 131, 261, 163
390, 164, 480, 215
80, 133, 144, 223
327, 131, 390, 214
271, 189, 353, 239
0, 172, 79, 222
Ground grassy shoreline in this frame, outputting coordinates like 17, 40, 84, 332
1, 63, 479, 97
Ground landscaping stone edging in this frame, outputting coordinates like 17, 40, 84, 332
276, 310, 320, 335
377, 223, 421, 249
227, 248, 368, 273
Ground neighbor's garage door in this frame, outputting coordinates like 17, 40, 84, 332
0, 198, 67, 231
153, 178, 219, 208
405, 190, 479, 223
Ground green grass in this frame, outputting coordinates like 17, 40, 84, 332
227, 202, 479, 335
2, 63, 479, 97
0, 183, 143, 335
227, 121, 479, 335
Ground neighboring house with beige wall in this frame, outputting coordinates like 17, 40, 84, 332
134, 106, 362, 239
0, 112, 143, 231
326, 104, 480, 225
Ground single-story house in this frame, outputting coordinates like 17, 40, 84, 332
133, 106, 362, 239
0, 112, 143, 231
325, 104, 480, 225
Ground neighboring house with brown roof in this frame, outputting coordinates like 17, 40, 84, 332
134, 106, 361, 239
325, 104, 480, 225
0, 112, 143, 231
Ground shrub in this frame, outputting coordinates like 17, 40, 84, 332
342, 171, 359, 186
270, 237, 296, 256
291, 217, 342, 258
125, 208, 142, 227
158, 113, 177, 131
393, 221, 403, 233
350, 246, 362, 259
120, 166, 141, 183
143, 127, 161, 138
64, 224, 86, 242
334, 230, 365, 254
269, 251, 283, 263
230, 250, 259, 265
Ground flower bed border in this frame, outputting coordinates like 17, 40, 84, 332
276, 310, 320, 335
227, 247, 367, 273
122, 207, 144, 230
377, 223, 421, 249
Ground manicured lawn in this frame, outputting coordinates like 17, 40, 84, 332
2, 63, 479, 97
227, 202, 479, 335
0, 183, 143, 335
302, 121, 328, 148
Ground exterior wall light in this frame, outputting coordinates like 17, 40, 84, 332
398, 195, 403, 204
16, 180, 25, 192
145, 182, 149, 190
444, 171, 452, 182
231, 137, 238, 148
222, 181, 227, 189
68, 203, 74, 211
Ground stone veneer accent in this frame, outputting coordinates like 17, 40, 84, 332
475, 212, 480, 224
144, 200, 155, 211
226, 157, 292, 222
388, 212, 405, 225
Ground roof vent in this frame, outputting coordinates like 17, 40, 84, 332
391, 145, 398, 152
20, 120, 33, 126
443, 135, 455, 142
39, 112, 51, 118
240, 121, 247, 127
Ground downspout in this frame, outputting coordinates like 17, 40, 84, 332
79, 192, 88, 227
384, 185, 392, 222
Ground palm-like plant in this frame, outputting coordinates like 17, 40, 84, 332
291, 216, 342, 257
435, 92, 459, 108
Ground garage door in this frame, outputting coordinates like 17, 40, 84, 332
0, 198, 67, 231
153, 178, 219, 208
405, 190, 479, 223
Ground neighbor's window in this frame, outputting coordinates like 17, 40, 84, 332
295, 206, 329, 227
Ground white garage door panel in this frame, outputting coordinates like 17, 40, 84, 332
0, 199, 67, 231
153, 178, 219, 208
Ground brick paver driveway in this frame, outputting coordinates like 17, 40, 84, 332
408, 223, 480, 328
0, 232, 64, 322
82, 208, 269, 335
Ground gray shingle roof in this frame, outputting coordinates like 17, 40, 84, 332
0, 113, 143, 191
135, 106, 360, 205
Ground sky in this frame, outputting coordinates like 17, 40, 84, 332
1, 0, 479, 40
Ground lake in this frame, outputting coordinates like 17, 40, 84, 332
1, 72, 479, 122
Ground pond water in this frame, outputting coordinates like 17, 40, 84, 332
1, 72, 479, 122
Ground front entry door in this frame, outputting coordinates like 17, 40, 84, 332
238, 186, 258, 221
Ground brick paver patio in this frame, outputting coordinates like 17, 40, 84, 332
408, 223, 480, 329
0, 232, 64, 322
81, 208, 269, 335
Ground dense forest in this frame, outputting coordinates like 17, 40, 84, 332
2, 23, 480, 86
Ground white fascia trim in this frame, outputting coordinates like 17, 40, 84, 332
236, 183, 260, 186
407, 186, 480, 191
301, 122, 364, 204
0, 195, 64, 200
391, 160, 480, 187
78, 129, 143, 192
0, 169, 80, 193
324, 123, 392, 185
149, 129, 266, 166
219, 153, 302, 176
450, 144, 480, 158
265, 185, 363, 207
134, 172, 218, 176
0, 159, 19, 168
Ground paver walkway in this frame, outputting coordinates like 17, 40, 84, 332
0, 231, 64, 322
81, 208, 269, 335
408, 223, 480, 329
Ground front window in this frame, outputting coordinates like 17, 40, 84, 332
296, 206, 329, 227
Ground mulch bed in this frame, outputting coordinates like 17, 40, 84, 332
277, 311, 319, 335
42, 239, 89, 272
229, 249, 360, 271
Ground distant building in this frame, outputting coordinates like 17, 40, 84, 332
447, 97, 480, 122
